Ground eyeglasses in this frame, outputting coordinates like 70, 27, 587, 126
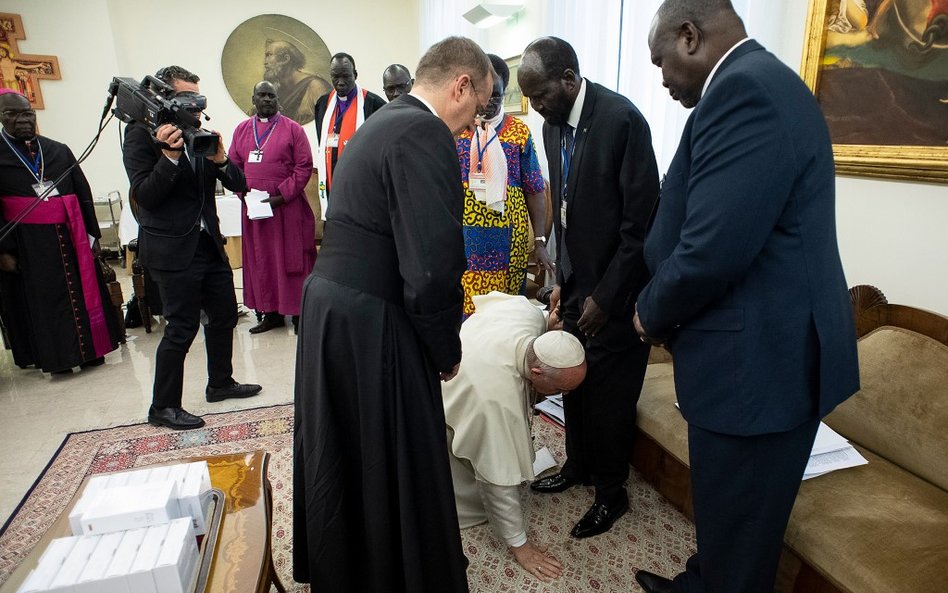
382, 81, 412, 94
468, 78, 488, 118
1, 109, 37, 120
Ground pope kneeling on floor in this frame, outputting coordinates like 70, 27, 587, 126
442, 291, 587, 582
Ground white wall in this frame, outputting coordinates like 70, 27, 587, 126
5, 0, 420, 203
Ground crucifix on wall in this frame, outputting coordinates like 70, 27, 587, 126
0, 12, 61, 110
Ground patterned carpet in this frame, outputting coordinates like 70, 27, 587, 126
0, 404, 695, 592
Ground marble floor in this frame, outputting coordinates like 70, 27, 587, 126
0, 265, 298, 524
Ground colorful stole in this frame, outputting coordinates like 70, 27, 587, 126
318, 86, 367, 193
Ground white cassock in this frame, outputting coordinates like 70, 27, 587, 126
442, 292, 546, 547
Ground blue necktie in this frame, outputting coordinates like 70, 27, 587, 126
559, 125, 575, 281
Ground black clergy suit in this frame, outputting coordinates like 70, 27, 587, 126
542, 80, 659, 507
122, 122, 247, 408
313, 88, 386, 191
637, 40, 860, 593
293, 95, 468, 593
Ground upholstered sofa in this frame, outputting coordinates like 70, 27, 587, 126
632, 285, 948, 593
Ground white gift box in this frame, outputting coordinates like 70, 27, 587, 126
98, 528, 148, 593
46, 535, 100, 592
177, 462, 211, 535
80, 480, 180, 535
126, 524, 167, 593
74, 532, 124, 593
152, 518, 199, 593
15, 537, 80, 593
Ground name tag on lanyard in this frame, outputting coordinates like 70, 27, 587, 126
248, 149, 264, 163
327, 133, 340, 148
33, 180, 59, 199
469, 172, 488, 203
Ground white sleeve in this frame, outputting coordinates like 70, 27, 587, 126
476, 480, 528, 548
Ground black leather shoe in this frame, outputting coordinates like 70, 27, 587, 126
148, 406, 206, 430
249, 313, 285, 334
530, 473, 580, 494
206, 380, 262, 402
635, 570, 674, 593
570, 499, 629, 538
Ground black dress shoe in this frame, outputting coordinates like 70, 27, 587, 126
148, 406, 206, 430
530, 473, 581, 494
205, 380, 263, 402
635, 570, 674, 593
570, 499, 629, 538
249, 313, 285, 334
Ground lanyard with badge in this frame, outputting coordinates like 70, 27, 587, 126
469, 127, 498, 201
2, 132, 58, 199
249, 114, 279, 163
328, 99, 351, 149
560, 127, 577, 228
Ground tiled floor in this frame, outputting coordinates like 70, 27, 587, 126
0, 265, 298, 524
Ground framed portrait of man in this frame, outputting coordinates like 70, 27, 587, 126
504, 55, 529, 115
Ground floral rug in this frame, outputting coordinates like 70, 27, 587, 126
0, 404, 694, 592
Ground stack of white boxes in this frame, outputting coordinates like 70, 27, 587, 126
17, 462, 211, 593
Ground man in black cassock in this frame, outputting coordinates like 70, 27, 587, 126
293, 36, 493, 593
0, 90, 121, 374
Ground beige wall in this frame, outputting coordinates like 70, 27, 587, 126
6, 0, 420, 207
8, 0, 947, 313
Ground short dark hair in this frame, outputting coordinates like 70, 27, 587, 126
487, 54, 509, 90
415, 36, 492, 87
155, 65, 199, 85
522, 37, 580, 80
331, 52, 356, 70
384, 63, 412, 78
655, 0, 737, 35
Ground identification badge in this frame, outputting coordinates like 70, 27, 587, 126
560, 200, 568, 228
248, 150, 263, 163
33, 181, 59, 199
328, 133, 340, 148
469, 172, 488, 202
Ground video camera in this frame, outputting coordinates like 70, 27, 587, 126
110, 75, 218, 157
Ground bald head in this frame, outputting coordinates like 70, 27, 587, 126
517, 37, 582, 126
648, 0, 746, 108
382, 64, 413, 101
252, 80, 279, 117
0, 92, 36, 139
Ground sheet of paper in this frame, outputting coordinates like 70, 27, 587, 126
803, 446, 868, 480
532, 446, 558, 476
534, 394, 565, 426
810, 422, 852, 456
245, 189, 273, 220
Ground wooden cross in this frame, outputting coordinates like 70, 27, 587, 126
0, 13, 61, 110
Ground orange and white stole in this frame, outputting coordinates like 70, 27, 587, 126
317, 86, 367, 215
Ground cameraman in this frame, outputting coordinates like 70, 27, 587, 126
122, 65, 261, 430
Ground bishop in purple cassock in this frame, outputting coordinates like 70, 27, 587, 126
229, 81, 316, 333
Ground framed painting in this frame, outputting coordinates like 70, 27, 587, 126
504, 55, 529, 115
0, 13, 61, 110
800, 0, 948, 183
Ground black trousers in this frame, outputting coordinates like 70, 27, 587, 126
148, 233, 237, 408
559, 281, 650, 506
673, 417, 820, 593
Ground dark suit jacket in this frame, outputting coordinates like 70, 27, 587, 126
122, 123, 246, 272
543, 81, 659, 347
637, 40, 860, 436
313, 89, 386, 143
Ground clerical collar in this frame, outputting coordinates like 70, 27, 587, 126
337, 87, 358, 102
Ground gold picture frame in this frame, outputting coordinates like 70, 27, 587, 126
504, 55, 529, 115
800, 0, 947, 183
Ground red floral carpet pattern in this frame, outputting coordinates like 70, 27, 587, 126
0, 406, 695, 593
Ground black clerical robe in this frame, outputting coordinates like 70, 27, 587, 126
293, 95, 469, 593
0, 135, 120, 372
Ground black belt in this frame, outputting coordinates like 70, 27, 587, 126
313, 220, 403, 305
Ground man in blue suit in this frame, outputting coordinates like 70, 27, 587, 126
633, 2, 860, 592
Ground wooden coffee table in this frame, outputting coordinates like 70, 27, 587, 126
0, 450, 284, 593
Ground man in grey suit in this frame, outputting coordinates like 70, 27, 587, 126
518, 37, 659, 539
633, 2, 860, 592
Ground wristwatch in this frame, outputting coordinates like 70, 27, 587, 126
534, 236, 547, 244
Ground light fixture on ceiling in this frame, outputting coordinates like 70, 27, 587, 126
462, 1, 525, 29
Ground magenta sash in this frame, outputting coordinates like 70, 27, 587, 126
1, 194, 112, 358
